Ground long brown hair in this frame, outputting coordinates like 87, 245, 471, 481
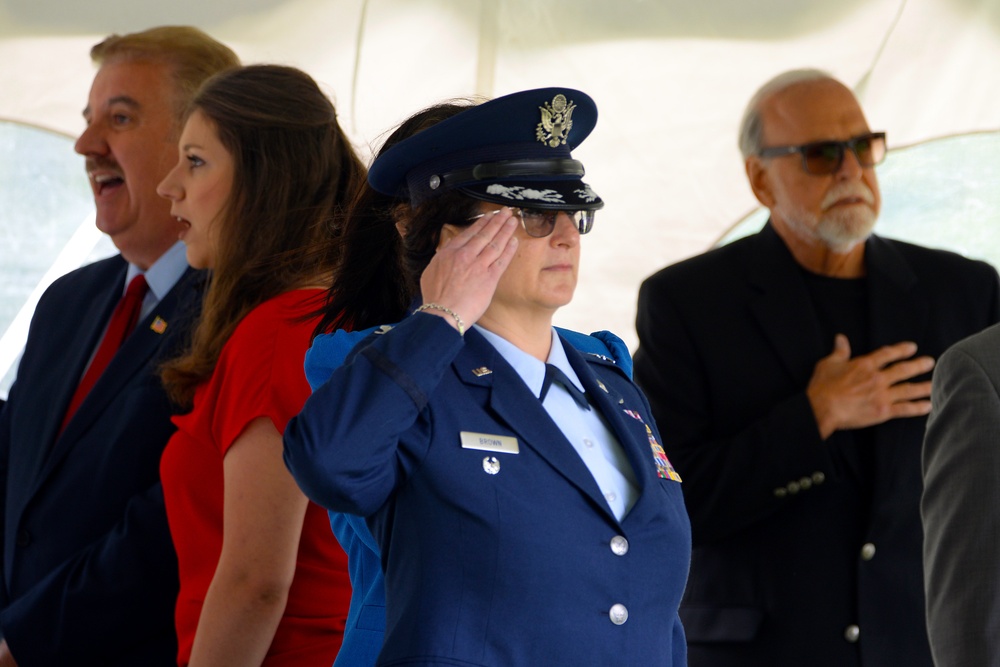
314, 99, 479, 336
161, 64, 366, 406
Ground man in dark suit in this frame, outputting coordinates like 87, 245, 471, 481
634, 69, 1000, 666
0, 27, 238, 666
922, 322, 1000, 666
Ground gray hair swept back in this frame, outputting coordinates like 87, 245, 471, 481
738, 68, 834, 159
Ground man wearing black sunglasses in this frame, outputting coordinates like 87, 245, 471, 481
634, 69, 1000, 667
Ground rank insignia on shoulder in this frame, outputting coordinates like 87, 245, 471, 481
150, 316, 168, 334
586, 352, 614, 363
472, 366, 492, 377
374, 325, 394, 335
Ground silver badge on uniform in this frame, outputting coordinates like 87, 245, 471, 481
483, 456, 501, 475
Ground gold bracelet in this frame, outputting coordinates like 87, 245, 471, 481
415, 303, 465, 336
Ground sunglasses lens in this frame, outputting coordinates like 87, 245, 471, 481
518, 208, 558, 237
802, 142, 844, 175
575, 210, 595, 235
853, 134, 887, 167
516, 208, 596, 237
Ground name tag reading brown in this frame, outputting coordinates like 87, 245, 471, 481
460, 431, 520, 455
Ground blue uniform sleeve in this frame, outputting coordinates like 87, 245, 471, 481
284, 313, 465, 516
304, 326, 381, 390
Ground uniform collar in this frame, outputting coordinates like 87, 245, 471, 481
474, 326, 584, 398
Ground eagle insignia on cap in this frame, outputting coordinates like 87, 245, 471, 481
536, 94, 575, 148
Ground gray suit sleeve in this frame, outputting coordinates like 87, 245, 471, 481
923, 336, 1000, 667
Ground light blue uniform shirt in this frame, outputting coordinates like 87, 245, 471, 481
476, 326, 639, 521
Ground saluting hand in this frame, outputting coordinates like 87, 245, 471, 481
807, 333, 935, 440
418, 208, 519, 332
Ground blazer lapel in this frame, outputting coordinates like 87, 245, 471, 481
864, 235, 929, 455
40, 269, 198, 486
745, 224, 830, 383
453, 330, 617, 520
25, 264, 124, 482
865, 235, 927, 350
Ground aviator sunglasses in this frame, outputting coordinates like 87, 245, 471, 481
468, 207, 596, 238
757, 131, 887, 175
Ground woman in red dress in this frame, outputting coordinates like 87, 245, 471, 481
155, 64, 365, 667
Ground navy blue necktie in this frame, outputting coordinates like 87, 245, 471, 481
540, 364, 590, 410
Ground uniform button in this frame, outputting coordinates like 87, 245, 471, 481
15, 529, 30, 548
786, 481, 800, 494
610, 535, 629, 556
605, 491, 617, 503
798, 476, 812, 490
583, 438, 595, 448
812, 471, 826, 485
844, 625, 860, 643
774, 487, 788, 498
609, 603, 628, 625
860, 543, 876, 561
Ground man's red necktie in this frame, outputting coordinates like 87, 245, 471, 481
60, 274, 149, 431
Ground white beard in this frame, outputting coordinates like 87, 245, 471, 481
814, 205, 877, 252
778, 182, 877, 253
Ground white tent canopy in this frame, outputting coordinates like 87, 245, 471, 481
1, 0, 998, 352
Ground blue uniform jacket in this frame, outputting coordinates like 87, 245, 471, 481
285, 313, 690, 666
302, 324, 636, 666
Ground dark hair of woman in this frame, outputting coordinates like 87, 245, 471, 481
313, 99, 481, 336
161, 64, 366, 406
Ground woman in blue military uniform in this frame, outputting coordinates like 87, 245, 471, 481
284, 87, 690, 666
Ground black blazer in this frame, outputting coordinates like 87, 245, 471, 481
0, 255, 202, 666
634, 223, 1000, 666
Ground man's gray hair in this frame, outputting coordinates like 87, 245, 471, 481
738, 68, 835, 159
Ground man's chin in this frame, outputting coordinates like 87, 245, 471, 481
817, 212, 876, 253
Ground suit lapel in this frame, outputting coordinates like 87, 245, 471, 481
39, 269, 198, 488
25, 262, 125, 483
865, 235, 927, 350
864, 236, 928, 454
453, 330, 617, 520
745, 224, 830, 383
